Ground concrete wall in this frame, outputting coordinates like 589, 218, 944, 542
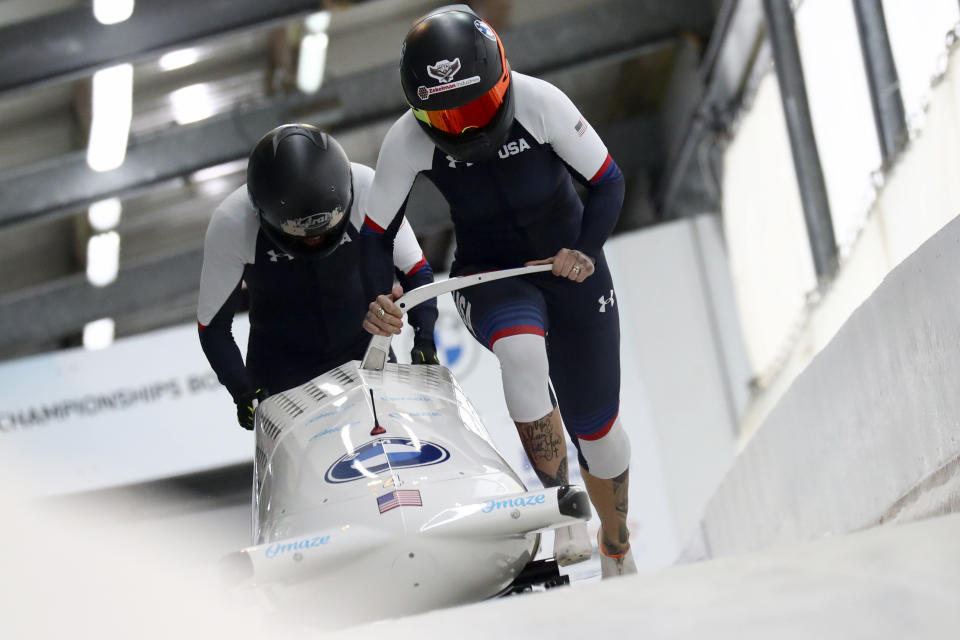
606, 216, 752, 551
727, 33, 960, 442
698, 213, 960, 557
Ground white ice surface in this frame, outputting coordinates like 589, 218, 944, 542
3, 465, 959, 640
342, 514, 960, 639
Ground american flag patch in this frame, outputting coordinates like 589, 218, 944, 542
377, 489, 422, 514
575, 118, 586, 136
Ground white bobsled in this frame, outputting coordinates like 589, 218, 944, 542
220, 266, 592, 622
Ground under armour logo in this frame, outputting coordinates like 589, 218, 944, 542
447, 155, 473, 169
267, 249, 294, 262
598, 289, 615, 313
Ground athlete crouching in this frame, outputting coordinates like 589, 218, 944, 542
198, 124, 438, 429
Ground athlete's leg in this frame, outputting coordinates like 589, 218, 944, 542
541, 256, 634, 574
492, 335, 567, 487
582, 467, 629, 553
492, 333, 596, 566
453, 278, 567, 486
454, 277, 591, 564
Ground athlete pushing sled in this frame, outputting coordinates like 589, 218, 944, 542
362, 4, 636, 576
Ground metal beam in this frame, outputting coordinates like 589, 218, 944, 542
0, 248, 204, 349
852, 0, 907, 166
0, 0, 325, 96
0, 0, 713, 230
660, 0, 767, 219
763, 0, 838, 280
0, 0, 712, 356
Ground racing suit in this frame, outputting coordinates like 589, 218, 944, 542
198, 162, 438, 401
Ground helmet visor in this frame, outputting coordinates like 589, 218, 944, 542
411, 49, 510, 135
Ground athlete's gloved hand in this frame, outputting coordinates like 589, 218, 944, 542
410, 337, 440, 365
235, 388, 268, 430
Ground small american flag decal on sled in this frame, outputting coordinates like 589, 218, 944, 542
377, 489, 423, 514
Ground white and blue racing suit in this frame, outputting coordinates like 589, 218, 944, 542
362, 74, 629, 478
198, 162, 437, 400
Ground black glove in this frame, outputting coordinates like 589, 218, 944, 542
410, 337, 440, 365
235, 388, 268, 430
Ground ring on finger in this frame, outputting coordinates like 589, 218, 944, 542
376, 306, 386, 319
572, 265, 582, 275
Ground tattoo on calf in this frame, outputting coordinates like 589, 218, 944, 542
612, 468, 629, 547
517, 415, 564, 463
517, 414, 567, 488
534, 456, 569, 488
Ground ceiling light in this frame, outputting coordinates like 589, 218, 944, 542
159, 48, 199, 71
190, 159, 247, 183
83, 318, 116, 351
305, 10, 331, 34
88, 198, 122, 232
86, 231, 121, 288
86, 64, 133, 172
170, 83, 215, 125
93, 0, 135, 25
297, 32, 329, 94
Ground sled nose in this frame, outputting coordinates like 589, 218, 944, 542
418, 485, 592, 538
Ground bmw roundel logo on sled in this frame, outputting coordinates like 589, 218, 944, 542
324, 437, 451, 483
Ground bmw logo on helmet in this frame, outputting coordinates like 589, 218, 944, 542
475, 19, 496, 41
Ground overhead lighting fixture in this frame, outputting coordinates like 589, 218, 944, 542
83, 318, 116, 351
86, 231, 121, 287
170, 83, 216, 125
298, 11, 331, 94
191, 159, 248, 197
86, 64, 133, 172
190, 159, 247, 183
305, 10, 331, 33
88, 198, 122, 232
297, 9, 330, 96
159, 48, 199, 71
93, 0, 135, 25
297, 32, 329, 94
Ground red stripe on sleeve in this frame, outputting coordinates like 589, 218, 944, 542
590, 153, 613, 183
405, 255, 428, 276
198, 321, 207, 331
363, 215, 386, 233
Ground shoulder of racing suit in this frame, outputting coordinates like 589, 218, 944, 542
510, 72, 609, 182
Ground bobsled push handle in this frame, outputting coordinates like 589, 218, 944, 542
361, 264, 554, 371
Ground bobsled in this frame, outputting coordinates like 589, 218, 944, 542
220, 266, 592, 622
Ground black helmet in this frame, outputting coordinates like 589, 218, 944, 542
247, 124, 353, 260
400, 4, 514, 163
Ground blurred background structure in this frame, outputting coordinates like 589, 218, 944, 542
2, 0, 960, 634
0, 0, 721, 360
